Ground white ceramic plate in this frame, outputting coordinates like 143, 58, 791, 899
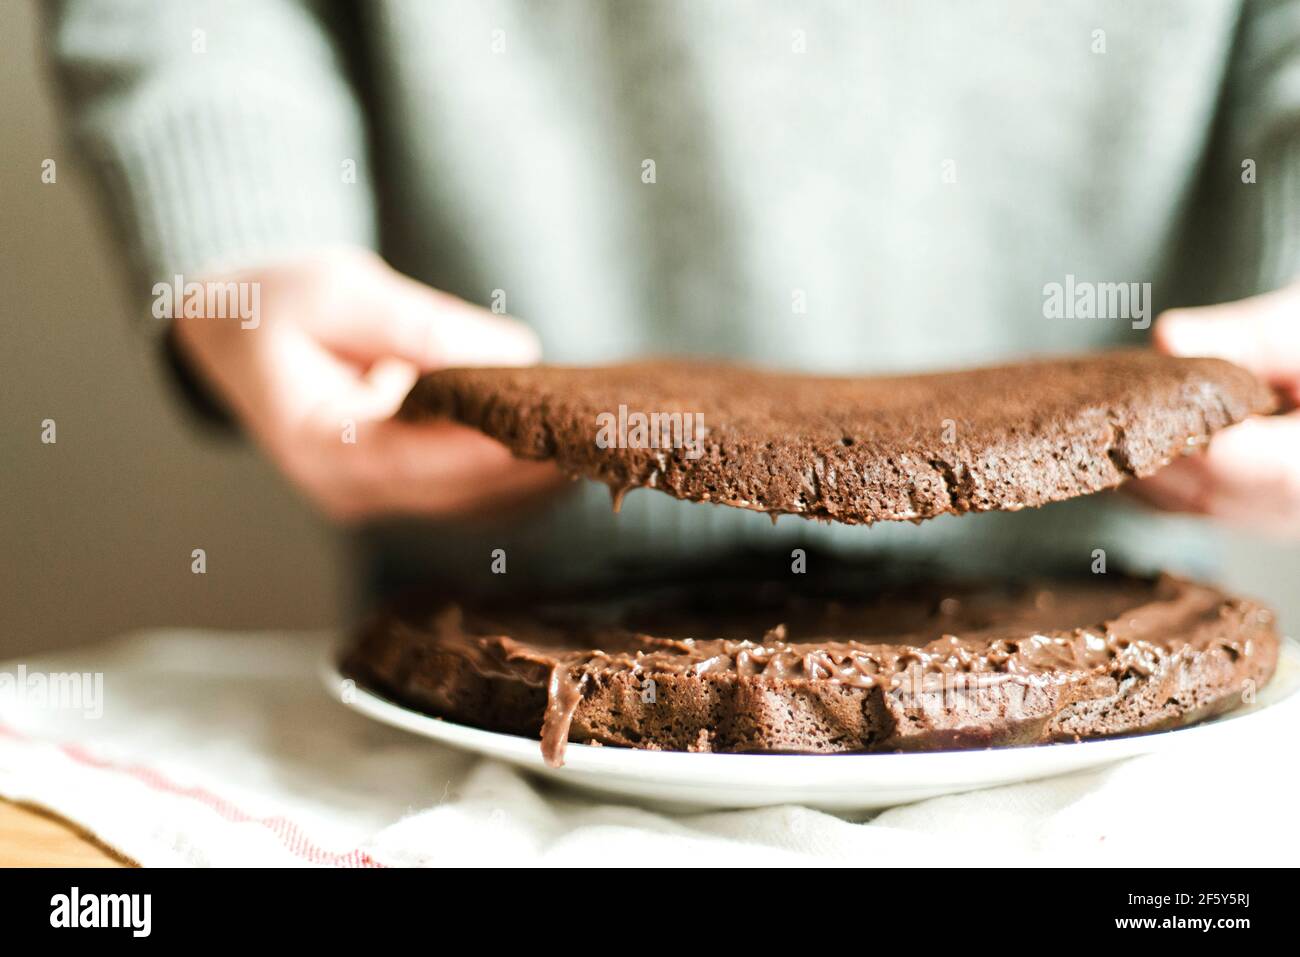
322, 641, 1300, 812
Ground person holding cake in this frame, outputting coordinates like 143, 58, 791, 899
43, 0, 1300, 603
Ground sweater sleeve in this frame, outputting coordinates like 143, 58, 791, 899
43, 0, 377, 312
1220, 0, 1300, 292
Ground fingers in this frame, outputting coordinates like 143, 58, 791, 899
267, 331, 563, 522
263, 344, 565, 522
307, 420, 567, 523
386, 272, 542, 369
1155, 284, 1300, 390
1144, 283, 1300, 534
370, 422, 567, 518
1126, 414, 1300, 535
302, 255, 541, 370
330, 356, 420, 422
178, 249, 559, 523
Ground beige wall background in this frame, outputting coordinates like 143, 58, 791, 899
2, 2, 1296, 660
2, 2, 343, 657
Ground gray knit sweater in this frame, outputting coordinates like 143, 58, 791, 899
45, 0, 1300, 588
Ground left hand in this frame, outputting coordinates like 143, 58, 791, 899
1129, 282, 1300, 536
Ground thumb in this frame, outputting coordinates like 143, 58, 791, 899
1155, 283, 1300, 385
314, 266, 541, 370
386, 275, 542, 369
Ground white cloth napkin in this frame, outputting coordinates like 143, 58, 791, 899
1, 629, 1295, 867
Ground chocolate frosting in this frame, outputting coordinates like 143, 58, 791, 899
376, 573, 1272, 766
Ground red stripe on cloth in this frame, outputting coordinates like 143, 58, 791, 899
0, 723, 386, 868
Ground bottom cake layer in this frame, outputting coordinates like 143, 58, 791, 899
343, 561, 1279, 767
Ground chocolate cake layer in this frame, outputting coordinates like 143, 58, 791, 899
397, 351, 1274, 524
344, 566, 1278, 766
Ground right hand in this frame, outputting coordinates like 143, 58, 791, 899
171, 247, 566, 523
1128, 282, 1300, 536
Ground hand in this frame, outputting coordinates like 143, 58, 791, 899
171, 247, 565, 523
1129, 282, 1300, 535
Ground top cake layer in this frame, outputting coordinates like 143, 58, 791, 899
399, 350, 1274, 524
